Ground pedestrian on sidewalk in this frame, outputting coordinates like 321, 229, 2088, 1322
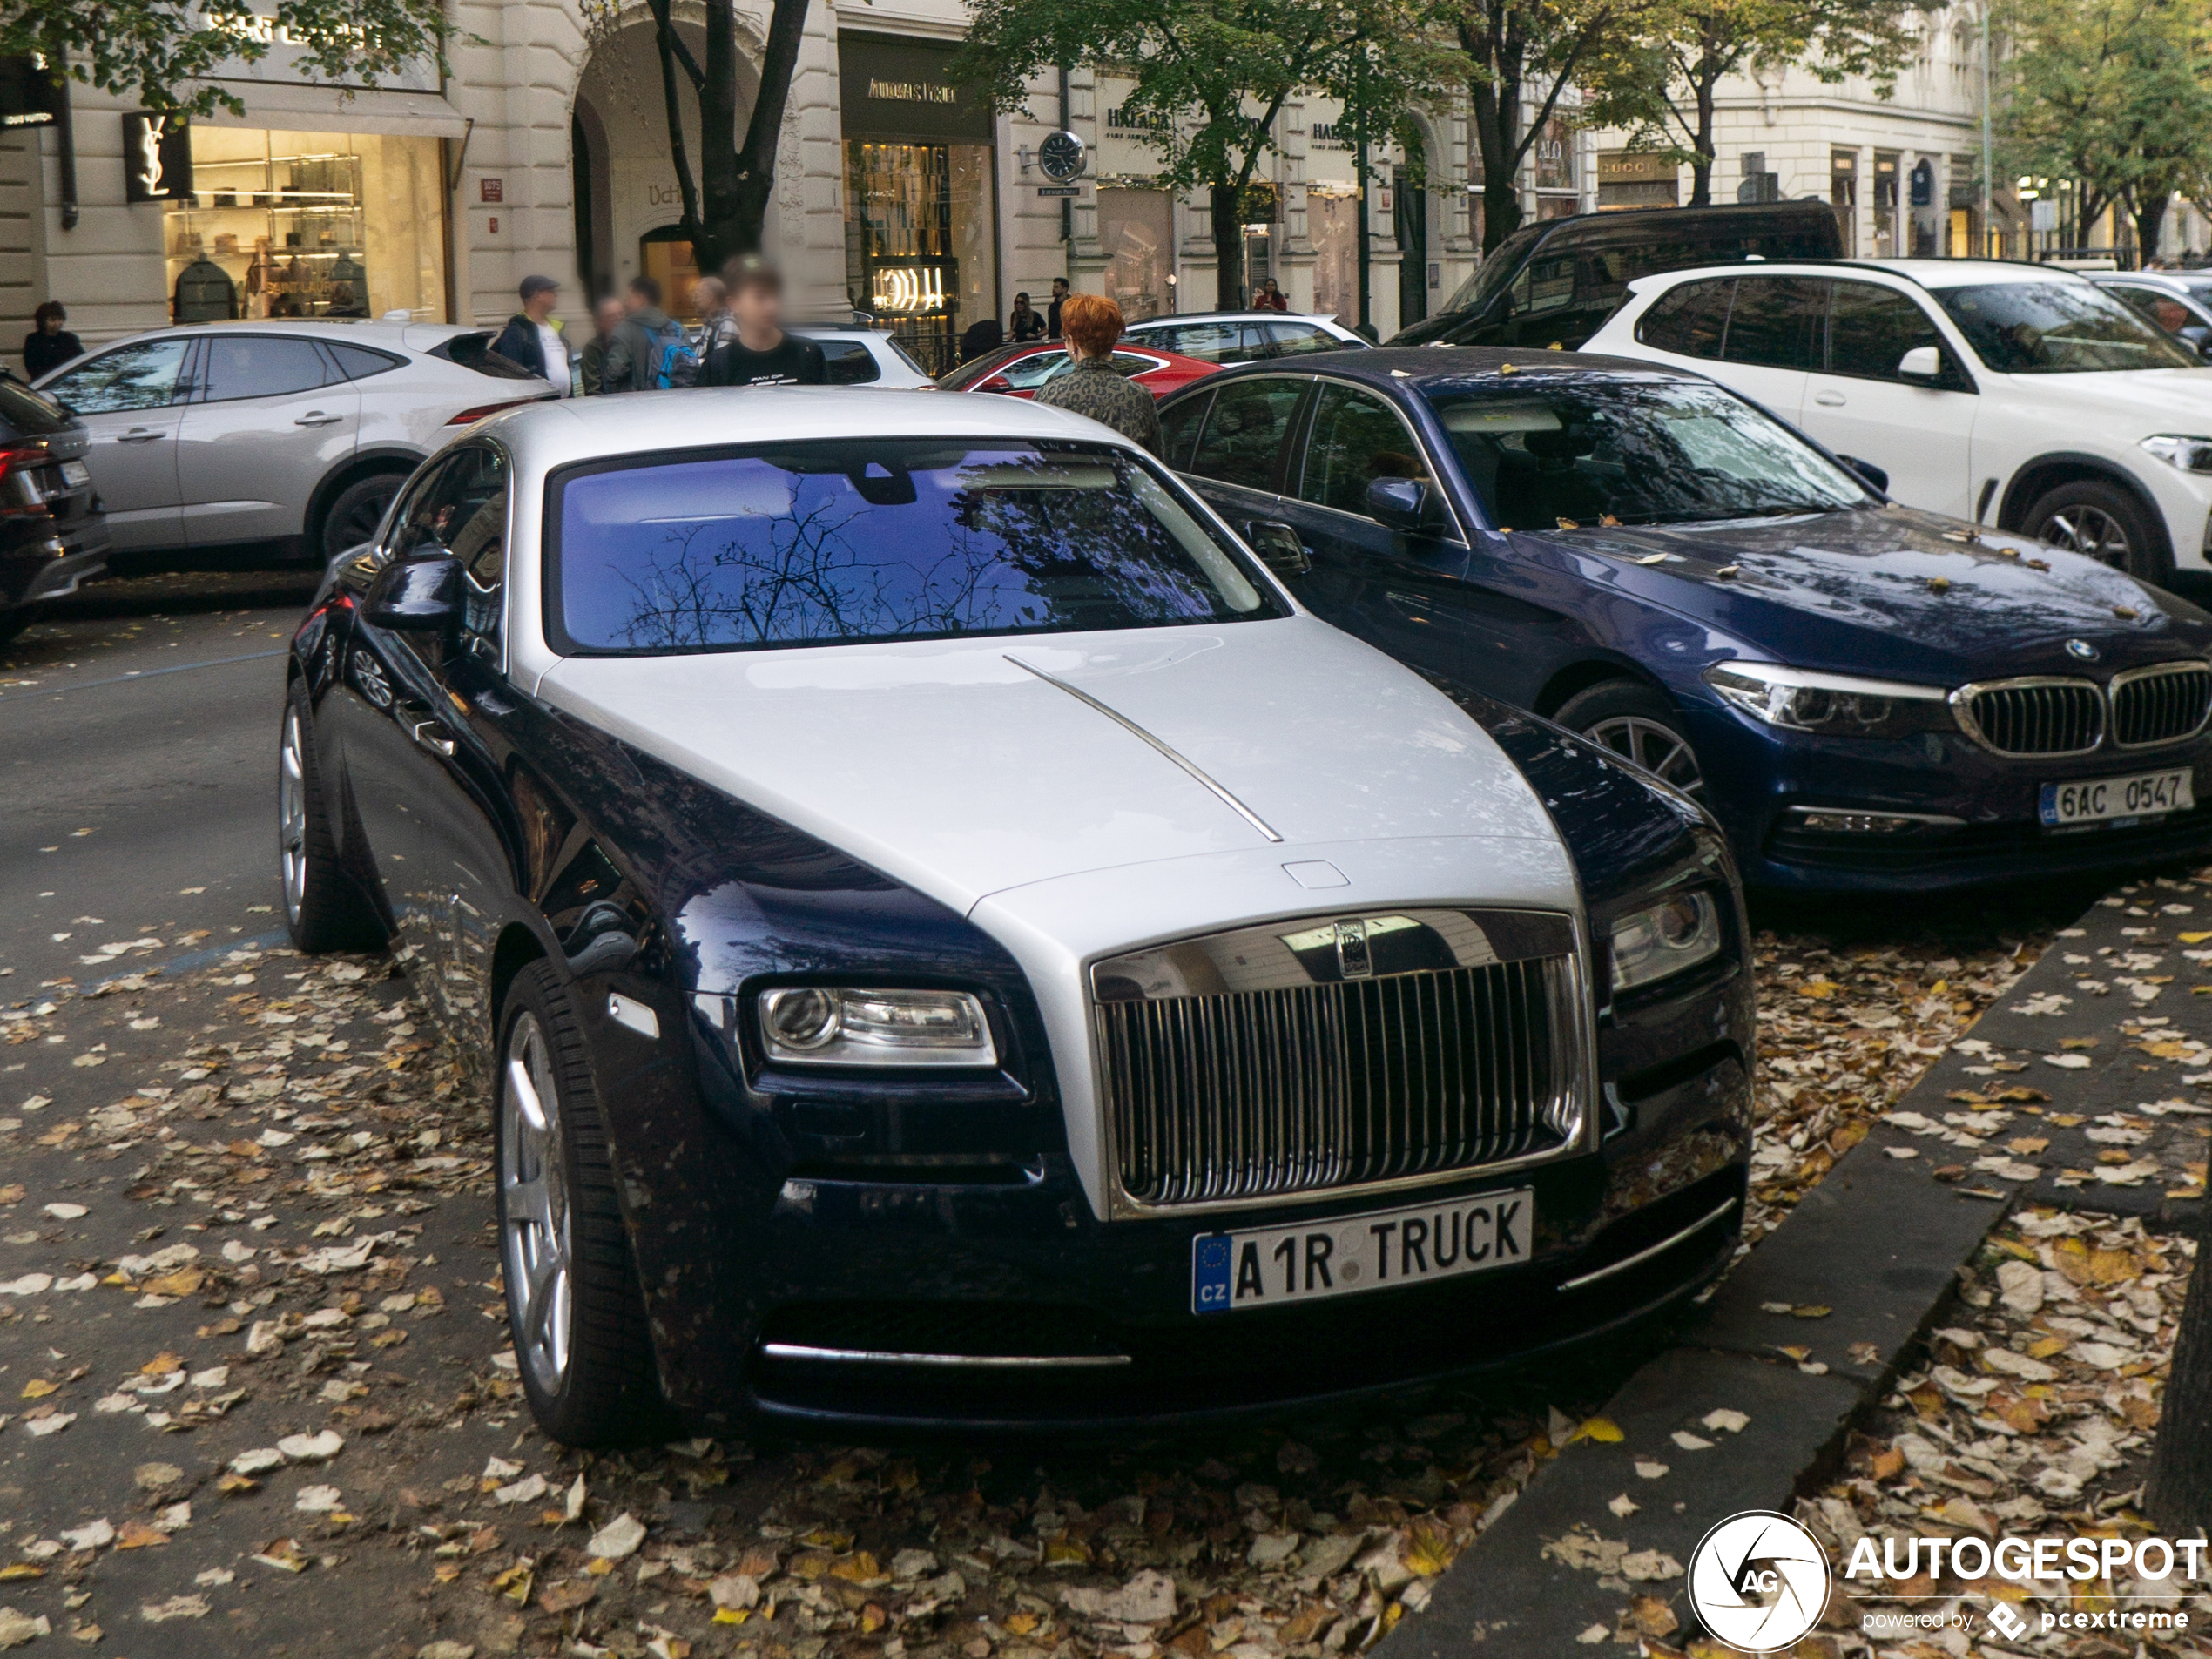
1009, 292, 1045, 341
695, 274, 738, 354
22, 302, 82, 379
577, 295, 624, 395
1033, 292, 1161, 455
491, 275, 571, 395
600, 276, 693, 392
1254, 277, 1289, 313
701, 256, 826, 388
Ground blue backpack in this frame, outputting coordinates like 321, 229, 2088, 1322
646, 318, 698, 389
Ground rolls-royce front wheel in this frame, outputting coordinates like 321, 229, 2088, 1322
497, 961, 665, 1446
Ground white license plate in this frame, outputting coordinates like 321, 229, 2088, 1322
1191, 1189, 1533, 1315
2040, 767, 2193, 826
59, 460, 91, 488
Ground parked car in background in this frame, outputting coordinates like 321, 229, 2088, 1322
280, 387, 1752, 1439
1122, 312, 1368, 362
937, 341, 1219, 400
1157, 348, 2212, 892
1388, 200, 1842, 353
1583, 260, 2212, 584
788, 324, 936, 388
33, 319, 555, 563
0, 371, 107, 644
2090, 272, 2212, 361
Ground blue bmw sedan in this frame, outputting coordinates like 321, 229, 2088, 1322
1157, 348, 2212, 891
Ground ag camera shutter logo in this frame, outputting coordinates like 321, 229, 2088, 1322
1688, 1511, 1831, 1652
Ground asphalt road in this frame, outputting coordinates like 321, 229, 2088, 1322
0, 572, 320, 990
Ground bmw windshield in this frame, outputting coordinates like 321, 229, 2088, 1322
1422, 375, 1870, 529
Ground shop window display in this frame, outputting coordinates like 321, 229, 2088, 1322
163, 126, 447, 326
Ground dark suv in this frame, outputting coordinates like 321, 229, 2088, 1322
1391, 200, 1843, 351
0, 371, 107, 644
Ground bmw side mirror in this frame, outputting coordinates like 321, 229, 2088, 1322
1366, 476, 1443, 534
1837, 454, 1889, 494
1897, 345, 1943, 383
1244, 519, 1312, 578
364, 551, 464, 633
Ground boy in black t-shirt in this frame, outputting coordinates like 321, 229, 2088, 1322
701, 257, 827, 388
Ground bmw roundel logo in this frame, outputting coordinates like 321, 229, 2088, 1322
2067, 638, 2099, 662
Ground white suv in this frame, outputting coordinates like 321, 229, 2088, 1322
35, 319, 554, 562
1581, 259, 2212, 584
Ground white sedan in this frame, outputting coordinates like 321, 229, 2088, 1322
277, 386, 1752, 1439
1582, 259, 2212, 585
35, 319, 554, 561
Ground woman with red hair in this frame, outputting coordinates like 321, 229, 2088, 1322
1032, 291, 1163, 455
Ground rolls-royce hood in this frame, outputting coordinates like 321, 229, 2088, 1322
1530, 503, 2212, 682
535, 617, 1567, 919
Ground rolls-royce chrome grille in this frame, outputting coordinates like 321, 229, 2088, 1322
1953, 678, 2103, 757
1091, 910, 1588, 1214
2112, 663, 2212, 749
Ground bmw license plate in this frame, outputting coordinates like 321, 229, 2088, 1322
59, 460, 91, 489
2040, 767, 2193, 827
1191, 1189, 1533, 1315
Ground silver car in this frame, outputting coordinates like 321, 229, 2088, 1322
1122, 311, 1370, 363
34, 319, 555, 561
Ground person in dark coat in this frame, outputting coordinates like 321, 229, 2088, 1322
24, 302, 83, 378
1008, 293, 1045, 341
1046, 276, 1070, 338
490, 275, 570, 393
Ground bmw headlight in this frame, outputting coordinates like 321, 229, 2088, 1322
756, 986, 998, 1069
2141, 435, 2212, 475
1609, 892, 1723, 994
1703, 661, 1954, 738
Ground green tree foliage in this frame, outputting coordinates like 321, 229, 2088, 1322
0, 0, 449, 117
957, 0, 1454, 307
1586, 0, 1917, 207
1997, 0, 2212, 256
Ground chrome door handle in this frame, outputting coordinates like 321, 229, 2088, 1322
410, 721, 455, 758
1812, 390, 1846, 407
294, 411, 344, 427
118, 427, 164, 442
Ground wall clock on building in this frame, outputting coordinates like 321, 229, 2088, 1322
1038, 130, 1086, 184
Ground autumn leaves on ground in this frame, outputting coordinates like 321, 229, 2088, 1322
0, 872, 2182, 1659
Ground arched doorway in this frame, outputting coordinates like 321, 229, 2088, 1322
570, 7, 758, 318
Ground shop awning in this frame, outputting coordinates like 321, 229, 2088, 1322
188, 78, 470, 138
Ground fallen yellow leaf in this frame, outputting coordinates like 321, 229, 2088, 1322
1570, 1416, 1624, 1444
20, 1379, 57, 1399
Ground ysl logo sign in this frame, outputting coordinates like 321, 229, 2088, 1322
122, 112, 192, 202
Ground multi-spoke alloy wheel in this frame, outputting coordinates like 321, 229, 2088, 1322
2034, 504, 2130, 567
494, 961, 664, 1446
2023, 478, 2168, 583
279, 709, 309, 927
501, 1011, 573, 1394
1585, 712, 1707, 797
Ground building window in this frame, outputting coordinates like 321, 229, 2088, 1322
1831, 147, 1858, 257
1873, 151, 1900, 257
165, 126, 446, 324
1308, 189, 1358, 324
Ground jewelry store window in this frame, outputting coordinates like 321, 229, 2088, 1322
164, 126, 448, 325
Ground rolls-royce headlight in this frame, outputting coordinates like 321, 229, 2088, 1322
756, 987, 997, 1068
1703, 661, 1954, 738
1609, 893, 1723, 993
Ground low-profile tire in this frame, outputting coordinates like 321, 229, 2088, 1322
1554, 678, 1706, 799
497, 959, 668, 1447
319, 472, 405, 559
2024, 478, 2172, 584
278, 685, 385, 953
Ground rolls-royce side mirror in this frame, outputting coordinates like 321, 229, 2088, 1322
1244, 520, 1312, 578
363, 551, 464, 633
1897, 345, 1944, 383
1366, 476, 1444, 534
1837, 454, 1890, 494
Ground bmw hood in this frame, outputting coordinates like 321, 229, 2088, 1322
534, 617, 1567, 918
1534, 503, 2212, 682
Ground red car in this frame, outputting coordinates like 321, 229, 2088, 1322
938, 341, 1220, 400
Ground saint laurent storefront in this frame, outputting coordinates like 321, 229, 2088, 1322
839, 32, 1000, 374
